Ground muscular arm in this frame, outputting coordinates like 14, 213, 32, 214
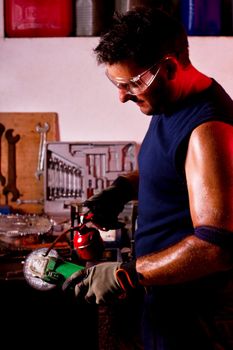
137, 121, 233, 286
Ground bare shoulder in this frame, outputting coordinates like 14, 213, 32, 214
186, 120, 233, 228
191, 120, 233, 142
188, 121, 233, 157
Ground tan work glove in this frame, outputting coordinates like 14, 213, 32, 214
62, 261, 138, 304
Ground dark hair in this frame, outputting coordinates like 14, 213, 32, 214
94, 7, 190, 68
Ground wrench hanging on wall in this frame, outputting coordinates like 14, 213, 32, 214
0, 123, 6, 186
35, 122, 50, 180
3, 129, 21, 203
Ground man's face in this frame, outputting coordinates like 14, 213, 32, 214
105, 59, 176, 115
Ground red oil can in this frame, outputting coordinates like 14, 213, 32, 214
4, 0, 74, 37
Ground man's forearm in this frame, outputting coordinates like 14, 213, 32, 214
136, 235, 233, 286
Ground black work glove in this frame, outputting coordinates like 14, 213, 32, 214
83, 176, 134, 230
62, 260, 139, 304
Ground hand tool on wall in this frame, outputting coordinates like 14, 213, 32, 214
0, 123, 6, 186
122, 143, 136, 172
44, 142, 137, 216
3, 129, 20, 203
16, 198, 44, 205
35, 122, 50, 180
94, 154, 104, 193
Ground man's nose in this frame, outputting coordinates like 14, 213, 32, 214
118, 89, 132, 103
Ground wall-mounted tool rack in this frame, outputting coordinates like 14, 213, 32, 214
44, 141, 138, 217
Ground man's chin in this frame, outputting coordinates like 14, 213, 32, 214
138, 105, 156, 116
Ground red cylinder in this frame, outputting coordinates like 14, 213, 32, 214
73, 227, 104, 261
4, 0, 74, 37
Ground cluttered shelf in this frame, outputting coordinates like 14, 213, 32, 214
1, 0, 233, 39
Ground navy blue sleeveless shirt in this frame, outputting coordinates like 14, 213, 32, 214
135, 80, 233, 258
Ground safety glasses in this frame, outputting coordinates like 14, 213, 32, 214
105, 61, 162, 95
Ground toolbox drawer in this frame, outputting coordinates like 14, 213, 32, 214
44, 141, 138, 217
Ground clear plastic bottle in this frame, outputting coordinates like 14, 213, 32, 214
115, 0, 142, 14
114, 0, 179, 16
76, 0, 106, 36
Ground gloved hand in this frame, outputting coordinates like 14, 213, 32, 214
62, 260, 139, 304
83, 176, 135, 230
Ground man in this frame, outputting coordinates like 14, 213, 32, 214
63, 7, 233, 350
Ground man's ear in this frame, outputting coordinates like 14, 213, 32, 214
164, 57, 177, 80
